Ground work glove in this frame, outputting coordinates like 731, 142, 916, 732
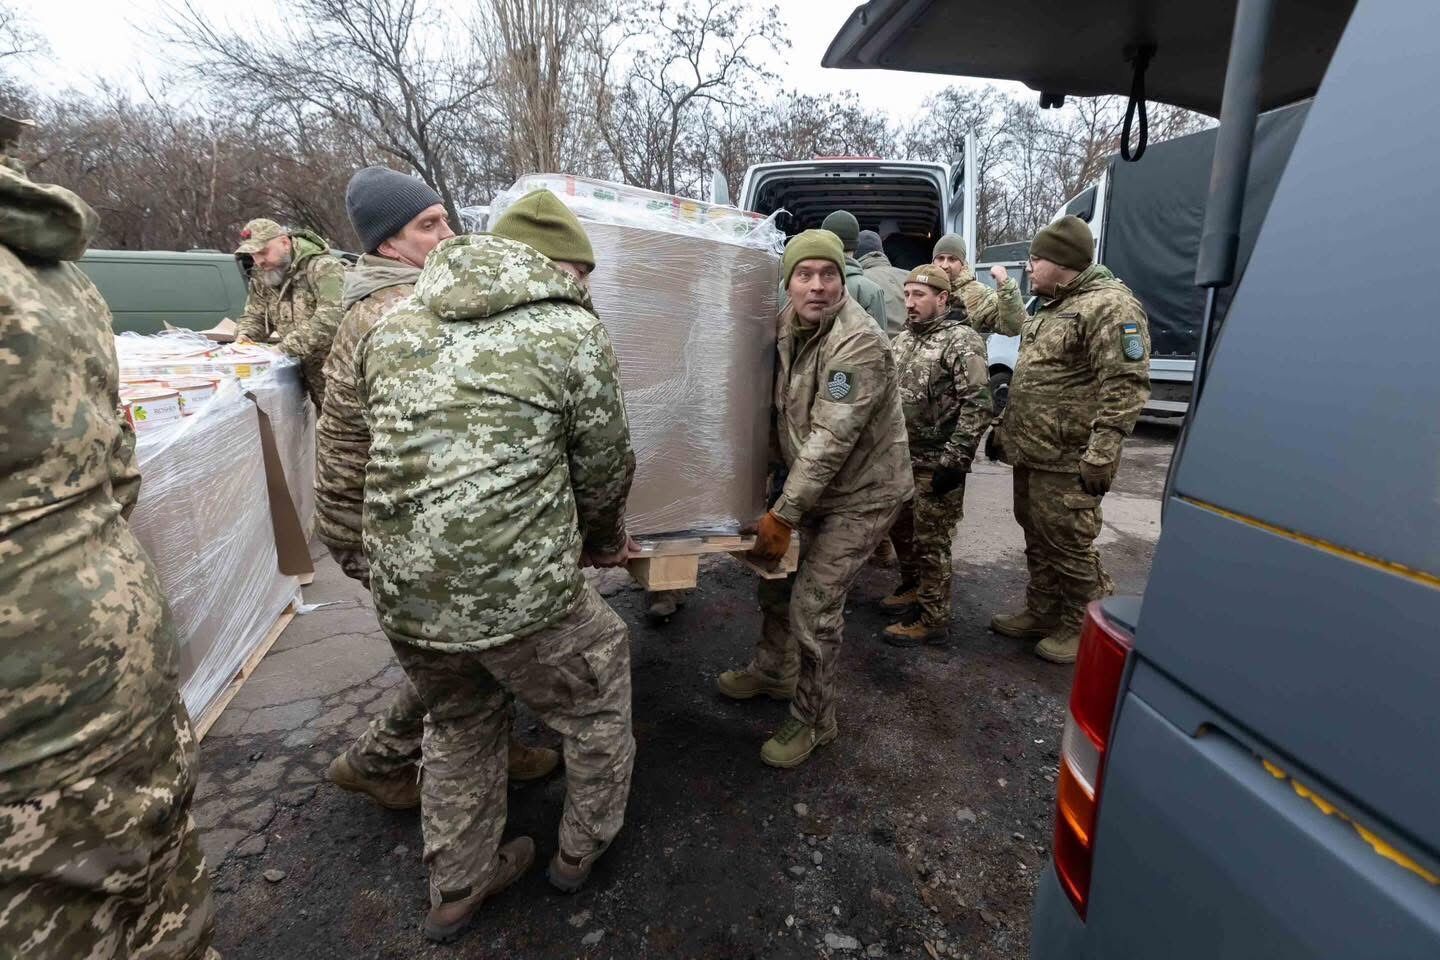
984, 428, 1006, 464
749, 511, 794, 564
1078, 459, 1118, 496
930, 464, 966, 498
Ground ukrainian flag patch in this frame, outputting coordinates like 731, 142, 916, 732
1121, 322, 1144, 361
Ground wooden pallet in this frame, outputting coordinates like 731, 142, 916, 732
627, 534, 799, 591
194, 598, 298, 740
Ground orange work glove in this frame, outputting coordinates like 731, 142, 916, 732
750, 511, 793, 563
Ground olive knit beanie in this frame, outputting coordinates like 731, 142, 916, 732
490, 189, 596, 269
1030, 215, 1094, 270
782, 229, 846, 286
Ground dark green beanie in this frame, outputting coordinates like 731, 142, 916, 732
933, 233, 967, 260
783, 229, 846, 286
820, 210, 860, 251
491, 189, 595, 269
1030, 215, 1094, 271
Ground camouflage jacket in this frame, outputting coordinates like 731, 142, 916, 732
857, 250, 909, 339
844, 257, 890, 333
314, 254, 420, 555
999, 264, 1151, 472
0, 163, 181, 801
771, 296, 913, 526
892, 307, 993, 472
356, 235, 635, 652
237, 230, 345, 402
950, 265, 1026, 338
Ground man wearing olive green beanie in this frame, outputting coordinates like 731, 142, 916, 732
931, 231, 1027, 338
989, 213, 1150, 665
820, 210, 888, 332
717, 228, 912, 770
491, 187, 597, 284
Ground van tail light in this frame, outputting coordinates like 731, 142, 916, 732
1053, 601, 1134, 919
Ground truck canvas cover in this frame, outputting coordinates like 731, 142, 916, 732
1102, 101, 1310, 357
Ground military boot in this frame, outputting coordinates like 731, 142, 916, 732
716, 667, 796, 701
422, 836, 535, 943
882, 620, 950, 648
879, 585, 918, 613
547, 843, 609, 893
1035, 625, 1082, 664
868, 538, 899, 568
760, 715, 838, 769
508, 741, 560, 782
327, 753, 421, 810
989, 608, 1060, 640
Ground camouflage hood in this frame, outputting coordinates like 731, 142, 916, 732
0, 163, 99, 262
288, 229, 332, 269
414, 233, 594, 322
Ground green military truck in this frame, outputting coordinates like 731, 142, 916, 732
79, 249, 249, 335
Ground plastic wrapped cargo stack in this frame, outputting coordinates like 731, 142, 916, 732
491, 175, 783, 537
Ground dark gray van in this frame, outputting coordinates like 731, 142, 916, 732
828, 0, 1440, 956
79, 249, 249, 334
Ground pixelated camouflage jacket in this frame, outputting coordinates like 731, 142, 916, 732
857, 250, 909, 339
892, 304, 993, 473
314, 255, 419, 555
950, 264, 1026, 338
356, 234, 635, 652
237, 230, 345, 394
999, 263, 1151, 472
0, 162, 182, 801
771, 295, 913, 527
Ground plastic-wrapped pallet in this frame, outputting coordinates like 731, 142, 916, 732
491, 174, 784, 537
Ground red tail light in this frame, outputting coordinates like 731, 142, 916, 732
1053, 601, 1134, 918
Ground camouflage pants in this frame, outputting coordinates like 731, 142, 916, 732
891, 469, 967, 627
343, 677, 426, 780
392, 585, 634, 907
755, 503, 902, 730
0, 699, 218, 960
1013, 466, 1115, 630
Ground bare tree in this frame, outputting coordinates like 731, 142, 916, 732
164, 0, 489, 222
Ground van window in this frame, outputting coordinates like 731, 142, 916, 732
1065, 185, 1098, 222
83, 260, 232, 315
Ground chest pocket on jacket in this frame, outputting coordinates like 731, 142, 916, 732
1027, 311, 1081, 361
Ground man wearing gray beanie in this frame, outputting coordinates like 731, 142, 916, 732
317, 166, 560, 809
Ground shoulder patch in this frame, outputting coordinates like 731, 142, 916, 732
825, 367, 858, 402
1121, 322, 1145, 361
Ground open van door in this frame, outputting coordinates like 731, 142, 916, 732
946, 130, 980, 263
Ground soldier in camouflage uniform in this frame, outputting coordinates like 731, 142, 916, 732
990, 216, 1150, 663
881, 265, 993, 647
355, 190, 637, 943
234, 217, 345, 407
932, 233, 1028, 337
716, 230, 912, 769
0, 117, 218, 960
856, 229, 908, 340
316, 167, 558, 811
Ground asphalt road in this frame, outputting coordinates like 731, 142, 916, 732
196, 422, 1177, 959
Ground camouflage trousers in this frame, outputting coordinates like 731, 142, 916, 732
755, 503, 902, 730
890, 469, 967, 627
392, 585, 634, 907
0, 698, 218, 960
343, 677, 426, 780
1013, 466, 1115, 630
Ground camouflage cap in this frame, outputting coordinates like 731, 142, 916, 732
905, 264, 951, 293
0, 114, 35, 149
234, 217, 287, 255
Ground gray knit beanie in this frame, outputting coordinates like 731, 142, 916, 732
857, 229, 883, 257
346, 166, 445, 253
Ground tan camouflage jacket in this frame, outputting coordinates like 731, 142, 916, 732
892, 306, 993, 473
314, 255, 420, 558
950, 265, 1026, 338
237, 230, 345, 403
356, 235, 635, 652
0, 163, 181, 801
857, 250, 909, 339
771, 296, 913, 526
999, 264, 1151, 472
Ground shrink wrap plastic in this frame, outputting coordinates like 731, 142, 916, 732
491, 175, 784, 537
116, 332, 316, 722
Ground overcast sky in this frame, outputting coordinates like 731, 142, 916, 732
22, 0, 1028, 121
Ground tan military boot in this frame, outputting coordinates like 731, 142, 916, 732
760, 715, 838, 769
868, 538, 899, 568
1035, 625, 1082, 664
989, 608, 1060, 640
508, 741, 560, 782
716, 667, 796, 701
546, 843, 610, 893
327, 754, 421, 810
422, 836, 535, 943
882, 620, 950, 648
879, 585, 918, 612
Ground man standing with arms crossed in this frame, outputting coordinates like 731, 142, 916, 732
716, 229, 911, 768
